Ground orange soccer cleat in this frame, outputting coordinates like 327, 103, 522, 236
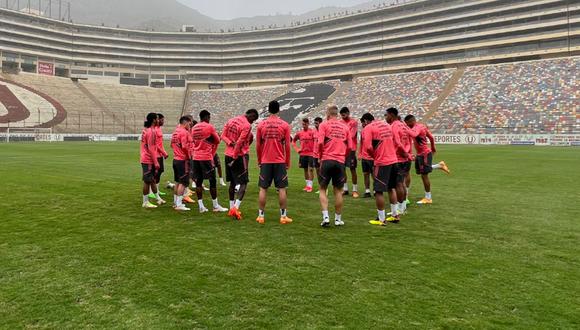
256, 216, 265, 224
279, 216, 293, 225
183, 196, 195, 204
228, 207, 243, 220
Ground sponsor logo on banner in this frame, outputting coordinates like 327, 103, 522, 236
37, 62, 54, 76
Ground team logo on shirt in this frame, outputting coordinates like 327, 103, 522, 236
0, 78, 66, 129
260, 83, 336, 124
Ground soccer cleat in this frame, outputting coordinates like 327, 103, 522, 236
280, 216, 293, 225
315, 190, 320, 194
364, 192, 372, 198
305, 186, 313, 193
417, 198, 433, 205
228, 207, 243, 220
219, 178, 227, 187
174, 204, 191, 212
256, 216, 265, 224
321, 219, 331, 228
199, 207, 210, 214
142, 202, 157, 209
386, 216, 400, 224
302, 186, 309, 192
352, 191, 360, 198
166, 181, 175, 189
405, 199, 411, 205
439, 161, 450, 174
213, 205, 228, 213
156, 198, 166, 206
335, 219, 345, 226
187, 190, 194, 197
158, 191, 167, 196
147, 193, 156, 199
183, 196, 195, 204
369, 220, 386, 226
203, 185, 210, 191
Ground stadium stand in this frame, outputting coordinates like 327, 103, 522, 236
432, 57, 580, 134
328, 70, 455, 120
0, 73, 185, 133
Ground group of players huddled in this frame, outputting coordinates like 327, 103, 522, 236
140, 100, 450, 227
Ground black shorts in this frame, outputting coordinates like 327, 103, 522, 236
213, 154, 221, 168
398, 161, 412, 178
415, 152, 433, 175
157, 157, 165, 174
173, 160, 190, 185
345, 151, 358, 169
225, 154, 250, 185
318, 160, 346, 189
362, 159, 374, 173
141, 163, 156, 184
373, 164, 398, 192
313, 158, 320, 168
189, 159, 194, 178
259, 163, 288, 189
192, 160, 216, 185
299, 155, 315, 169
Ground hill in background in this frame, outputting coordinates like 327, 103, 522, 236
63, 0, 395, 31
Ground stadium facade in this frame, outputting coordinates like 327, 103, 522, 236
1, 0, 579, 89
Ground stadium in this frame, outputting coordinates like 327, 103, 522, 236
0, 0, 579, 328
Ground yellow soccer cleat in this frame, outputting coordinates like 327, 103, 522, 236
369, 220, 386, 226
439, 161, 451, 174
417, 198, 433, 205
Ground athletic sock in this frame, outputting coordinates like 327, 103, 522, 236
156, 183, 160, 192
425, 192, 432, 200
307, 180, 313, 188
352, 184, 358, 192
397, 202, 404, 213
335, 213, 342, 221
378, 210, 386, 221
322, 210, 329, 220
198, 200, 205, 210
212, 199, 220, 208
173, 195, 177, 205
390, 204, 398, 217
191, 182, 197, 189
258, 209, 265, 217
229, 200, 235, 209
176, 196, 183, 206
280, 209, 287, 217
406, 186, 410, 196
234, 199, 242, 208
143, 195, 149, 204
305, 180, 309, 187
155, 191, 161, 200
432, 163, 442, 169
401, 202, 407, 213
365, 189, 371, 194
220, 178, 226, 185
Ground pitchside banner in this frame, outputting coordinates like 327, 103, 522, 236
434, 134, 580, 146
37, 62, 54, 76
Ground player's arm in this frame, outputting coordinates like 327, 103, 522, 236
316, 126, 324, 163
180, 132, 190, 159
221, 125, 234, 147
426, 127, 436, 153
158, 131, 169, 159
393, 128, 407, 159
256, 125, 263, 166
292, 133, 301, 153
232, 125, 250, 159
285, 126, 292, 169
148, 131, 160, 168
362, 129, 373, 158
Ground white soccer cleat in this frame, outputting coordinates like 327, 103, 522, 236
174, 204, 191, 211
203, 185, 210, 191
142, 202, 157, 209
220, 178, 227, 186
199, 207, 210, 214
335, 220, 345, 226
156, 198, 166, 206
213, 205, 228, 212
165, 181, 175, 189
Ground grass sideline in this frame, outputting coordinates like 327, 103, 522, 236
0, 142, 579, 329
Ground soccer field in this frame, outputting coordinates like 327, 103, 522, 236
0, 142, 578, 329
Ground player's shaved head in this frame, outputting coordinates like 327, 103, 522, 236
199, 110, 211, 122
327, 105, 339, 118
245, 108, 259, 123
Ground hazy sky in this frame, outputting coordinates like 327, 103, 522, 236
177, 0, 368, 20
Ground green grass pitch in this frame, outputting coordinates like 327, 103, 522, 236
0, 142, 579, 329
